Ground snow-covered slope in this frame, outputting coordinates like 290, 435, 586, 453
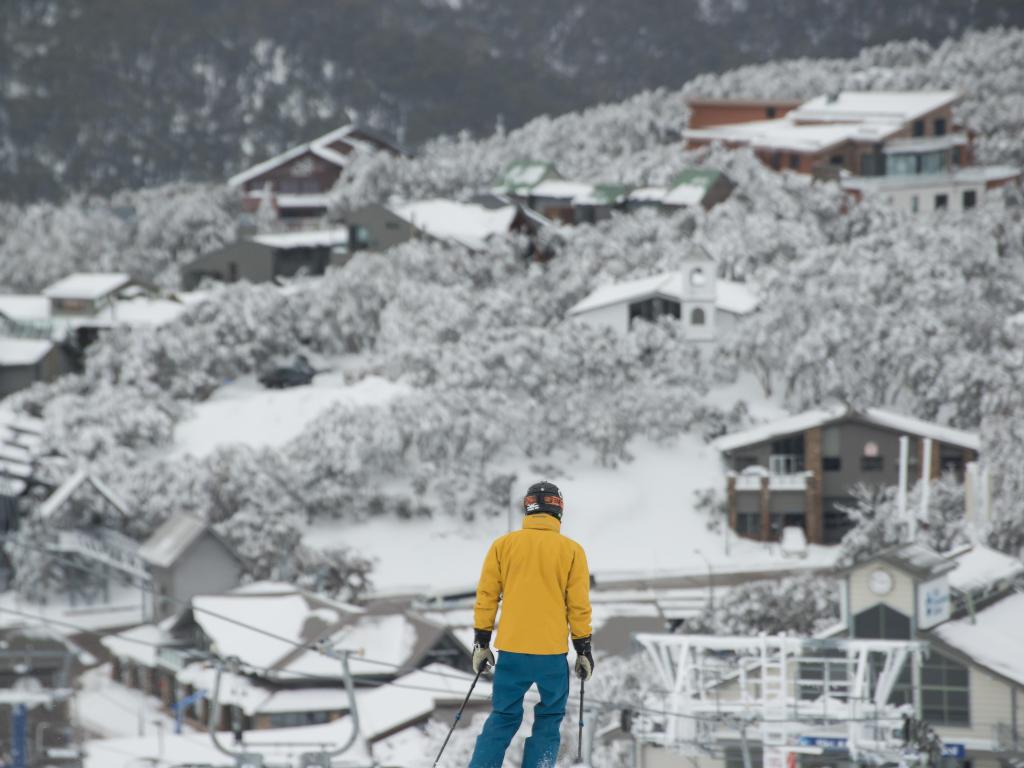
172, 371, 409, 458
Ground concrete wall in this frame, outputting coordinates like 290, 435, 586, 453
169, 534, 241, 607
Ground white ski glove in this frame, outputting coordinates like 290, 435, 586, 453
473, 629, 495, 673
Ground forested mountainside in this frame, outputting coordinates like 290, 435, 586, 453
8, 29, 1024, 588
3, 0, 1024, 202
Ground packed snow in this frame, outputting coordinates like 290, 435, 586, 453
172, 371, 410, 458
307, 435, 837, 594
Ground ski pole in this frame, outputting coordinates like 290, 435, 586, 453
576, 677, 585, 764
432, 665, 486, 768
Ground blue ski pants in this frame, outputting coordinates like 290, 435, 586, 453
468, 651, 569, 768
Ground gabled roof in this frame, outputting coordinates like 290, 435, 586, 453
228, 124, 401, 188
930, 591, 1024, 687
37, 468, 130, 521
138, 512, 240, 569
876, 543, 958, 580
42, 273, 131, 301
712, 404, 979, 453
568, 271, 758, 317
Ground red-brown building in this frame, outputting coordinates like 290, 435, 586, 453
684, 91, 1022, 214
228, 125, 403, 227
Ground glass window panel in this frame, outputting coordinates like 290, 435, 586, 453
920, 151, 947, 174
888, 154, 917, 175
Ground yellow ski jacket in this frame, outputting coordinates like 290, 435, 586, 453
473, 513, 592, 655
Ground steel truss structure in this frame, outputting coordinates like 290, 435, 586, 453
635, 633, 929, 767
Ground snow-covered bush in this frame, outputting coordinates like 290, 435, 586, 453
0, 183, 237, 292
685, 573, 840, 636
837, 475, 971, 566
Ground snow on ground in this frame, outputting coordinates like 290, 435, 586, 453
76, 665, 186, 739
172, 371, 410, 458
306, 432, 835, 595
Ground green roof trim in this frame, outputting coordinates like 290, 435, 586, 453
496, 160, 562, 191
584, 183, 631, 205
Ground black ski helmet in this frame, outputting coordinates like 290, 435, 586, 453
524, 481, 564, 519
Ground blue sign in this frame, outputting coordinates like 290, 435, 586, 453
798, 736, 848, 751
941, 743, 966, 759
798, 736, 965, 759
10, 704, 27, 768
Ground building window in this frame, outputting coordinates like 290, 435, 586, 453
934, 117, 946, 136
920, 151, 946, 174
888, 154, 917, 176
854, 604, 911, 640
922, 652, 970, 726
829, 154, 844, 166
629, 297, 681, 326
268, 711, 332, 728
953, 146, 962, 166
770, 152, 781, 170
911, 195, 919, 213
690, 307, 706, 326
823, 499, 855, 544
789, 153, 800, 170
770, 436, 805, 475
963, 190, 977, 210
861, 455, 883, 471
912, 119, 925, 137
766, 106, 776, 119
823, 456, 841, 471
228, 262, 239, 282
736, 512, 761, 537
935, 194, 948, 210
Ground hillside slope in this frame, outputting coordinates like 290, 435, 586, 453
3, 0, 1024, 201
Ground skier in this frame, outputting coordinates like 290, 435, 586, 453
468, 480, 593, 768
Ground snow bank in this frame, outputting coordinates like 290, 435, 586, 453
306, 435, 836, 593
172, 371, 410, 458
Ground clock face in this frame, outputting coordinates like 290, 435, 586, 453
869, 568, 894, 595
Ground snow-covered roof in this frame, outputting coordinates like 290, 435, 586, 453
713, 404, 980, 452
0, 295, 50, 322
877, 543, 958, 579
931, 591, 1024, 686
138, 513, 236, 569
228, 125, 398, 188
685, 118, 900, 153
0, 338, 54, 367
662, 183, 708, 207
946, 545, 1024, 595
529, 179, 598, 201
42, 273, 132, 301
186, 585, 363, 675
791, 91, 960, 124
626, 187, 666, 203
568, 272, 759, 318
881, 134, 968, 154
101, 623, 170, 668
83, 297, 188, 329
391, 199, 518, 250
251, 228, 349, 250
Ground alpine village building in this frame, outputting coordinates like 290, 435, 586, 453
685, 91, 1021, 215
712, 406, 979, 545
